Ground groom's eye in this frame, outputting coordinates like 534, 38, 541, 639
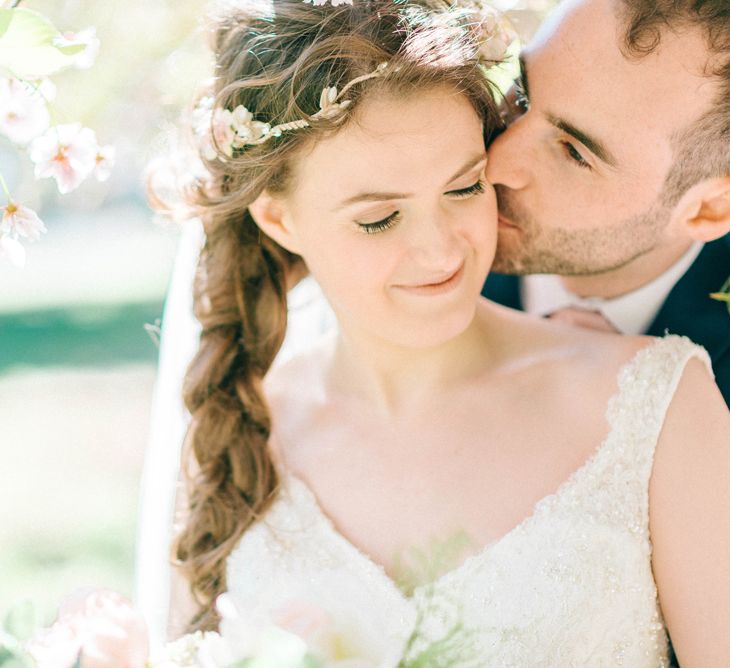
560, 140, 591, 170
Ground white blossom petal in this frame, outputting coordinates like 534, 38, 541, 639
54, 27, 101, 69
2, 202, 47, 241
29, 123, 99, 194
0, 235, 26, 267
0, 77, 50, 145
94, 144, 116, 182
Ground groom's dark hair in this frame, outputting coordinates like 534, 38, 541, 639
619, 0, 730, 205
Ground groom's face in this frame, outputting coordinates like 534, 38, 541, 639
486, 0, 718, 276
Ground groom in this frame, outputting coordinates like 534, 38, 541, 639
482, 0, 730, 406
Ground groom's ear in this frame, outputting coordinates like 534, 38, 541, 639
248, 191, 302, 254
671, 176, 730, 242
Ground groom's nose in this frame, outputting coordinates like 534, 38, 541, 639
486, 119, 531, 191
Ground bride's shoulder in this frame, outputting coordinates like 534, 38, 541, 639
266, 332, 334, 395
263, 332, 335, 458
479, 299, 653, 373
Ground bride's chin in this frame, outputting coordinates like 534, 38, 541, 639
385, 305, 480, 350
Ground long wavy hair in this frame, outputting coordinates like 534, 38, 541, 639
155, 0, 503, 631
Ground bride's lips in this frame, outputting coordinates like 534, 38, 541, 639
393, 263, 465, 296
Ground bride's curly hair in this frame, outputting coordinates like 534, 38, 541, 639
153, 0, 503, 631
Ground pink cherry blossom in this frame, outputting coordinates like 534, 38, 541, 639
0, 77, 50, 145
29, 123, 99, 194
211, 108, 236, 157
54, 27, 101, 70
2, 201, 47, 242
94, 145, 116, 182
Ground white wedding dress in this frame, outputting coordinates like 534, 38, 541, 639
226, 336, 710, 667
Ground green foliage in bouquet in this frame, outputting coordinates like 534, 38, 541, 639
227, 656, 322, 668
0, 601, 39, 668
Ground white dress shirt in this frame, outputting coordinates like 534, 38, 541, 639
522, 242, 704, 335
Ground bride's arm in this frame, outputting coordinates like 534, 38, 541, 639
650, 358, 730, 666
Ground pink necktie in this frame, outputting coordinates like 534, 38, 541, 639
547, 306, 620, 333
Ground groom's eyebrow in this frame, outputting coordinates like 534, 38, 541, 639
521, 53, 617, 168
547, 115, 618, 167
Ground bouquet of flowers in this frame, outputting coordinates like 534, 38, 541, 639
1, 586, 476, 668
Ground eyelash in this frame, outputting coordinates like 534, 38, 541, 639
356, 180, 487, 235
560, 140, 591, 170
359, 211, 401, 235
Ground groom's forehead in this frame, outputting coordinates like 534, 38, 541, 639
522, 0, 716, 148
527, 0, 623, 65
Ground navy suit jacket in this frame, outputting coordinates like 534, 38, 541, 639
481, 236, 730, 407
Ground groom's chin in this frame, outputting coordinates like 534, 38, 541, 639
489, 241, 530, 276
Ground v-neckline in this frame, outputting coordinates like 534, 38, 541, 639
285, 423, 614, 604
277, 338, 657, 603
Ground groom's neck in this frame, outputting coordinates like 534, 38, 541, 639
557, 237, 696, 300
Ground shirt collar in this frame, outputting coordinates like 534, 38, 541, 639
522, 242, 704, 335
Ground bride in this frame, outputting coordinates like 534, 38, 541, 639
156, 0, 730, 664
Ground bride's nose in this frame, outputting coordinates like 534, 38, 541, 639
406, 210, 462, 268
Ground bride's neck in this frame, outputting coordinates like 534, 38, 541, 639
328, 306, 493, 417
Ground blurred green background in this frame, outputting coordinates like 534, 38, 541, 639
0, 0, 555, 627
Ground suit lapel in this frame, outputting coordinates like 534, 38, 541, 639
647, 236, 730, 364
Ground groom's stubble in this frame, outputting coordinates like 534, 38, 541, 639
491, 183, 670, 277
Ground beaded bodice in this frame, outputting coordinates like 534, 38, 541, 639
226, 336, 711, 667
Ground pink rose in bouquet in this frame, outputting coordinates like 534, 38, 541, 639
26, 589, 149, 668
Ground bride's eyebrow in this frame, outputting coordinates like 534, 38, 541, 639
333, 153, 487, 210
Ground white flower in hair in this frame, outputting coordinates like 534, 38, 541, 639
313, 85, 352, 120
472, 6, 518, 63
211, 108, 237, 157
192, 62, 386, 158
230, 105, 271, 146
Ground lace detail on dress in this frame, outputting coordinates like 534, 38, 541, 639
226, 336, 711, 667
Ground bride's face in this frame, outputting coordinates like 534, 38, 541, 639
270, 86, 497, 348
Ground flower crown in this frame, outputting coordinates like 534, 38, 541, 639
194, 4, 516, 161
194, 62, 389, 161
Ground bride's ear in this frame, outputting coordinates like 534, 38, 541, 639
248, 191, 302, 254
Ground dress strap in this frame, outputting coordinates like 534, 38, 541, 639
598, 335, 713, 518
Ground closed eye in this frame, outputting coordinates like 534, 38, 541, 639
447, 179, 486, 198
560, 140, 592, 170
356, 179, 486, 234
356, 211, 401, 235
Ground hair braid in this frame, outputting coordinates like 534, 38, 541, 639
175, 208, 294, 631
